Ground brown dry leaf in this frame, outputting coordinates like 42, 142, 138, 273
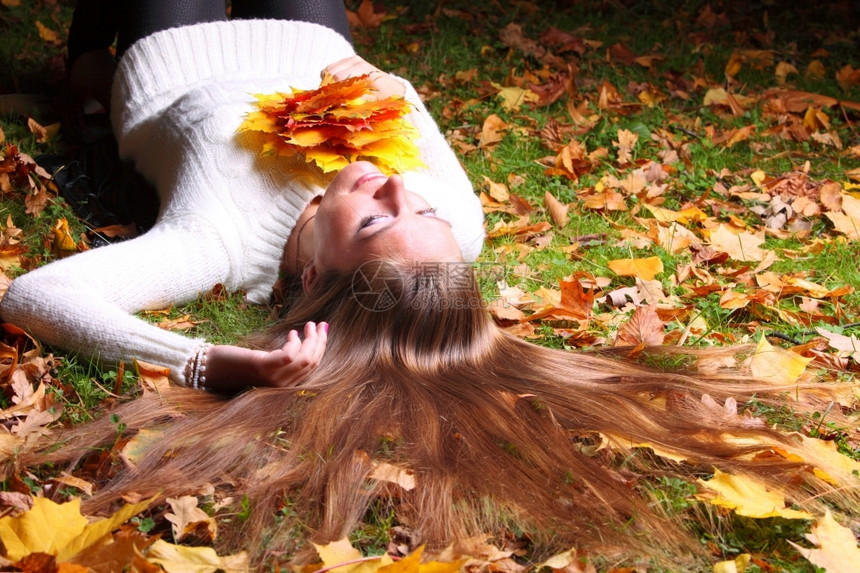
487, 217, 551, 239
12, 408, 60, 443
613, 128, 638, 164
649, 221, 697, 255
51, 472, 94, 497
24, 184, 47, 217
69, 530, 156, 573
156, 314, 206, 331
814, 328, 860, 362
707, 224, 769, 262
1, 0, 21, 8
559, 276, 594, 320
805, 60, 827, 81
774, 61, 798, 85
615, 306, 665, 347
26, 118, 59, 144
583, 189, 626, 211
165, 496, 217, 543
836, 64, 860, 92
479, 114, 507, 148
545, 139, 593, 181
345, 0, 386, 29
607, 256, 663, 281
369, 461, 416, 491
543, 191, 569, 227
789, 510, 860, 573
134, 359, 171, 393
482, 176, 509, 202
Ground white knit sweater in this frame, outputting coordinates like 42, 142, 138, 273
0, 20, 484, 384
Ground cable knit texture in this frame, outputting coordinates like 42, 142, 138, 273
0, 20, 485, 384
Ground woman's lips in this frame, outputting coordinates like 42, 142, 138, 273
350, 172, 387, 192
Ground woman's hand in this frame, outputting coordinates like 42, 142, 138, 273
323, 55, 406, 99
201, 322, 328, 392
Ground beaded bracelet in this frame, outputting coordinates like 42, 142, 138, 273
185, 343, 213, 390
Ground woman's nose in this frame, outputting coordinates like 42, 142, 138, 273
373, 174, 408, 207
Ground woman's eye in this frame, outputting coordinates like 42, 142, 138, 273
360, 214, 388, 228
418, 207, 438, 216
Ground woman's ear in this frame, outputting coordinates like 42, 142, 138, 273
301, 259, 319, 293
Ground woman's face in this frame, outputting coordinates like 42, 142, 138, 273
309, 161, 463, 273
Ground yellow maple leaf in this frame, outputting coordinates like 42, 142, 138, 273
696, 468, 813, 519
749, 335, 812, 386
607, 256, 663, 281
789, 510, 860, 573
312, 538, 391, 573
0, 496, 152, 562
145, 539, 249, 573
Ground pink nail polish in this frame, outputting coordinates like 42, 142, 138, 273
323, 322, 329, 333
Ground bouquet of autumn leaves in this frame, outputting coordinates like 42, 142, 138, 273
239, 74, 424, 175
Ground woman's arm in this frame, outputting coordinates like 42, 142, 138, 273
0, 219, 325, 390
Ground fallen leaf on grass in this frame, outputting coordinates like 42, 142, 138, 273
749, 335, 812, 386
145, 539, 248, 573
789, 510, 860, 573
479, 114, 507, 148
165, 496, 217, 543
0, 496, 152, 562
544, 191, 569, 227
815, 327, 860, 362
52, 218, 78, 253
26, 118, 60, 144
345, 0, 385, 28
696, 469, 813, 519
135, 360, 171, 393
157, 314, 206, 331
612, 128, 638, 164
707, 224, 770, 262
491, 83, 539, 112
607, 256, 663, 281
614, 306, 665, 347
35, 21, 62, 45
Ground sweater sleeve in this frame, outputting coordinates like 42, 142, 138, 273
0, 217, 233, 385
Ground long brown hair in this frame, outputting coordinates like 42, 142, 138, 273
24, 262, 857, 566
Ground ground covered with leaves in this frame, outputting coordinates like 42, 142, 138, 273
1, 0, 860, 571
